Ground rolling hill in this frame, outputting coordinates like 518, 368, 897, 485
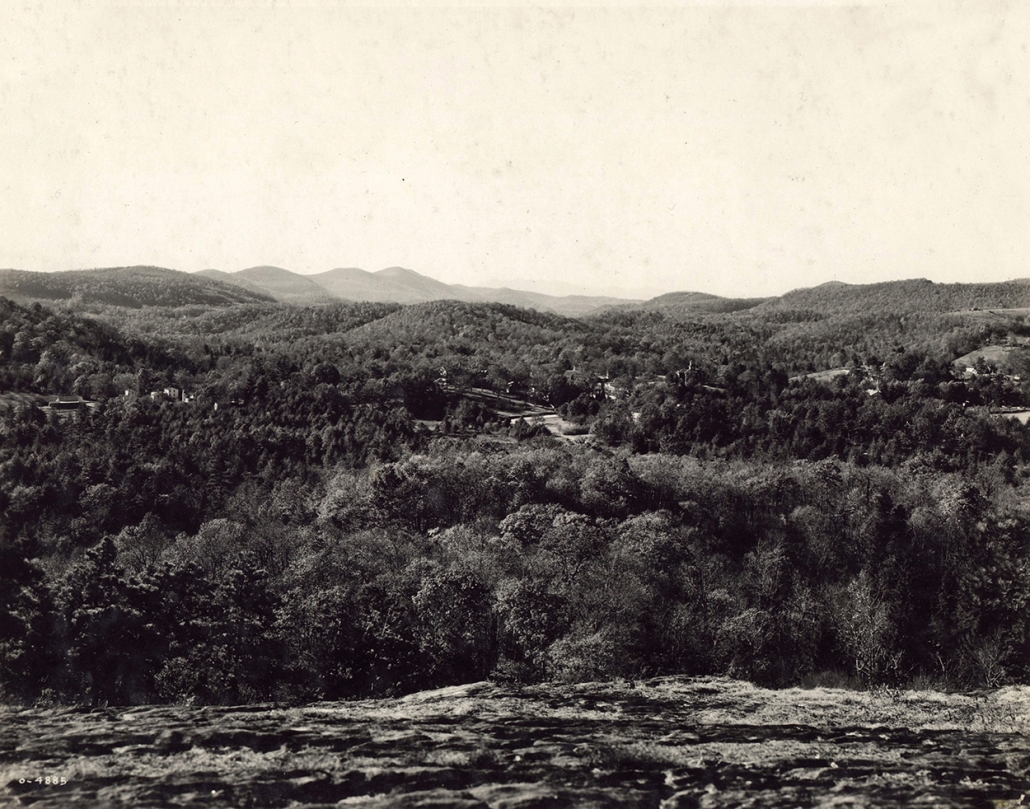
8, 266, 1030, 337
755, 278, 1030, 316
203, 266, 336, 304
0, 266, 274, 308
631, 290, 769, 314
306, 266, 440, 304
195, 269, 282, 300
344, 299, 588, 356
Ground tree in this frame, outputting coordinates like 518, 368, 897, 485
154, 565, 285, 704
830, 571, 900, 685
53, 538, 163, 705
579, 456, 645, 518
0, 533, 53, 703
413, 565, 494, 686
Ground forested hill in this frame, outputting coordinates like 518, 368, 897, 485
200, 266, 337, 305
756, 278, 1030, 316
346, 300, 589, 352
0, 267, 275, 308
5, 267, 1030, 320
6, 281, 1030, 708
0, 296, 177, 375
194, 269, 296, 302
628, 291, 769, 314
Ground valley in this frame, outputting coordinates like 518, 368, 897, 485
2, 271, 1030, 800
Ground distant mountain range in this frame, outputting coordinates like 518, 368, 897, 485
199, 266, 337, 304
2, 266, 1030, 319
0, 265, 644, 315
198, 265, 642, 316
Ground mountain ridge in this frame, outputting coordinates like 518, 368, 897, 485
0, 266, 274, 308
4, 266, 1030, 319
233, 266, 336, 303
244, 265, 644, 315
755, 278, 1030, 315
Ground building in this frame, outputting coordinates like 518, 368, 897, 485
39, 395, 98, 414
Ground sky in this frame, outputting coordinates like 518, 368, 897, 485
1, 1, 1028, 299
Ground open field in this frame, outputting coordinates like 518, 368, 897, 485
3, 677, 1029, 808
954, 344, 1027, 371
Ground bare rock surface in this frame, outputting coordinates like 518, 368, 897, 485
3, 676, 1030, 808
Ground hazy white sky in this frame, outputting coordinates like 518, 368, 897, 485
2, 2, 1027, 298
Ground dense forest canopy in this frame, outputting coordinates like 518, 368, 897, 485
0, 267, 275, 308
2, 275, 1030, 706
